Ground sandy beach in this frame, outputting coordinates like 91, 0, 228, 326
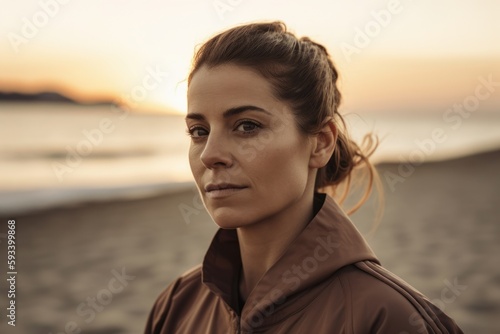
1, 149, 499, 333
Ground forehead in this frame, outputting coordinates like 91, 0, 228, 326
187, 64, 280, 110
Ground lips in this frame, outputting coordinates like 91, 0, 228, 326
204, 183, 248, 199
204, 183, 247, 192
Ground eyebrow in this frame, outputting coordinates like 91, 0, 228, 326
185, 105, 271, 121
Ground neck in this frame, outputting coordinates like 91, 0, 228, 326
237, 191, 315, 301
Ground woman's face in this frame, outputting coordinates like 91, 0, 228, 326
186, 64, 316, 229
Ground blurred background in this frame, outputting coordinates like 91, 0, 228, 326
0, 0, 499, 333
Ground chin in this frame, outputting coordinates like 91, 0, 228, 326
208, 207, 253, 229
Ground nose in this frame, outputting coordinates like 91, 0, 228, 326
200, 132, 233, 169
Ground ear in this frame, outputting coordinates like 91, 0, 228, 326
309, 120, 337, 169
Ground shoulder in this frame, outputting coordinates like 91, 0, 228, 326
168, 264, 204, 293
337, 265, 423, 332
144, 265, 206, 333
337, 264, 418, 309
152, 264, 204, 307
336, 264, 462, 333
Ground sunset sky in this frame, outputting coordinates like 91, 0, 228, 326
1, 0, 499, 114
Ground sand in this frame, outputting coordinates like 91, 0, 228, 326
1, 149, 499, 333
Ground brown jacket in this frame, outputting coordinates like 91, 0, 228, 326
144, 194, 463, 333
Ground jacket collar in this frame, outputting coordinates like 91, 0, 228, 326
202, 193, 379, 329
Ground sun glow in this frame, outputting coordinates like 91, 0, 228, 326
147, 75, 188, 115
1, 0, 499, 115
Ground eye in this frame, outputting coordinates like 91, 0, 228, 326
235, 120, 261, 133
187, 126, 209, 138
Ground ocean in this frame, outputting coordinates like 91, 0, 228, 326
1, 102, 499, 215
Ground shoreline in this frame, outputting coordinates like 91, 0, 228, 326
0, 181, 195, 216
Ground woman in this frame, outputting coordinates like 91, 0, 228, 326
144, 22, 463, 333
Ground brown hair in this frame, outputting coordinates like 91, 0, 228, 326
188, 21, 382, 215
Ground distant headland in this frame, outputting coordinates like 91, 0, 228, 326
0, 91, 116, 106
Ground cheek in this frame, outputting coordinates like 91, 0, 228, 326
188, 145, 203, 179
249, 138, 310, 187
